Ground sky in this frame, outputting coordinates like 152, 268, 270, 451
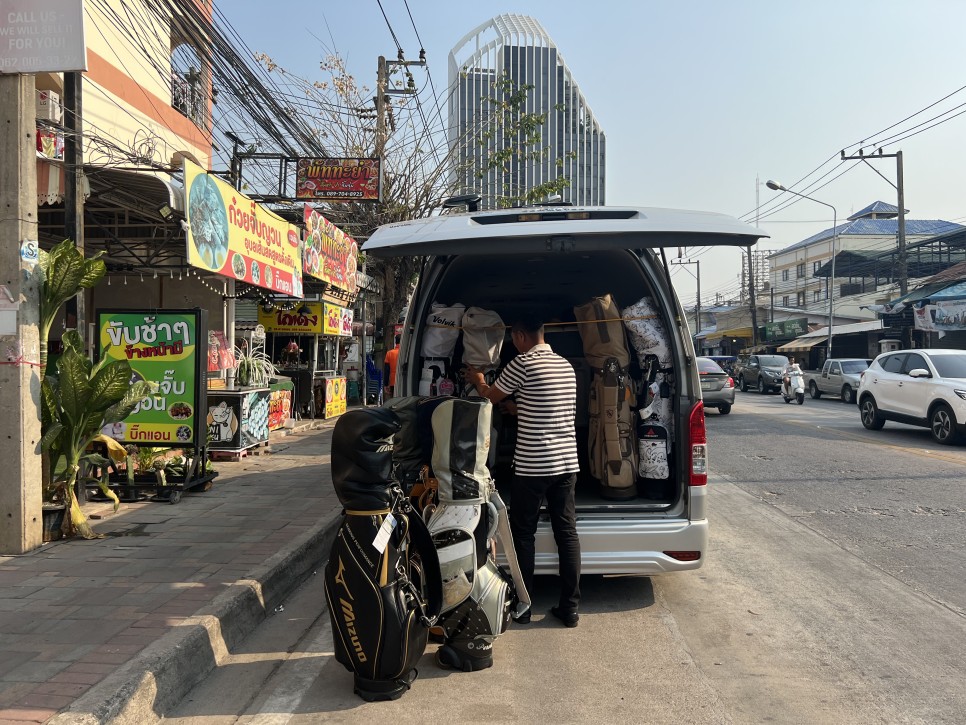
223, 0, 966, 309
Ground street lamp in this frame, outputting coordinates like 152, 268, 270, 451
765, 180, 837, 360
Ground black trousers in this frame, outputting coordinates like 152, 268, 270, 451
509, 472, 581, 612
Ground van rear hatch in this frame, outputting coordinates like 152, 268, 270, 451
364, 206, 767, 258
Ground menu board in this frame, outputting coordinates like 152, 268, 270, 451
97, 309, 207, 446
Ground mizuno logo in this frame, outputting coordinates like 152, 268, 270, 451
340, 597, 368, 663
374, 434, 394, 453
333, 557, 353, 600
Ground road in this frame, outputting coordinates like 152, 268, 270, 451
163, 393, 966, 724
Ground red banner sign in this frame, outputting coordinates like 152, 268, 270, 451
295, 157, 381, 202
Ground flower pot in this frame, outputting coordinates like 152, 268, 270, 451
42, 504, 66, 542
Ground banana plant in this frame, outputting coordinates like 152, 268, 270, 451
41, 329, 153, 539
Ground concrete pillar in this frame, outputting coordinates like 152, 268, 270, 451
0, 74, 43, 553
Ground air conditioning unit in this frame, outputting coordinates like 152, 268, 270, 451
36, 90, 62, 123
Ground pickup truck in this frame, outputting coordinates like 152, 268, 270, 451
804, 358, 873, 404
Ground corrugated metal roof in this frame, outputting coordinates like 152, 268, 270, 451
773, 219, 963, 256
847, 200, 905, 220
799, 320, 884, 337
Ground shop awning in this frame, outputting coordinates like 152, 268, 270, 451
777, 335, 828, 352
37, 157, 89, 206
718, 327, 753, 338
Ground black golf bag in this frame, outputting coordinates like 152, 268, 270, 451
426, 397, 530, 672
324, 408, 443, 701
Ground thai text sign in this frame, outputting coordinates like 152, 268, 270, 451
184, 160, 303, 297
296, 157, 381, 201
0, 0, 87, 74
763, 317, 808, 341
258, 302, 323, 334
98, 310, 205, 446
322, 302, 352, 336
324, 376, 347, 418
303, 205, 358, 294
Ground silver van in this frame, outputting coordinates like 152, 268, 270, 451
365, 206, 766, 575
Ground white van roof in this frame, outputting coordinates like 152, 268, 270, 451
364, 206, 768, 257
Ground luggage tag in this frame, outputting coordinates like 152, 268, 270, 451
371, 513, 398, 553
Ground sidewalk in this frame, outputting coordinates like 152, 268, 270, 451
0, 419, 344, 725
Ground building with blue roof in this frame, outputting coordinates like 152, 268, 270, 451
766, 201, 963, 324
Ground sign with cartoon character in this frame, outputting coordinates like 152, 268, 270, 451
206, 390, 270, 451
97, 309, 207, 446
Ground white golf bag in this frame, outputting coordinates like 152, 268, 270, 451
426, 397, 530, 671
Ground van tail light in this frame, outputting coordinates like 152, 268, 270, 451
689, 401, 707, 486
664, 551, 701, 562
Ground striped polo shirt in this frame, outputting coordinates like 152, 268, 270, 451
493, 343, 579, 476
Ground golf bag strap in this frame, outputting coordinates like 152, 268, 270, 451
403, 508, 443, 623
490, 491, 531, 615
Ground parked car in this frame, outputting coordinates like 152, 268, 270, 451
697, 357, 735, 414
734, 353, 790, 394
857, 349, 966, 445
365, 203, 766, 574
804, 358, 873, 403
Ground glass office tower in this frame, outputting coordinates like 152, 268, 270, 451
448, 14, 606, 208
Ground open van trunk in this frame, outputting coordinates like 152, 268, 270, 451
395, 246, 690, 514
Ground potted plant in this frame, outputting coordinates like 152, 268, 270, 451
234, 342, 277, 388
41, 330, 152, 539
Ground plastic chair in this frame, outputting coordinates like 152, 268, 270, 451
365, 354, 383, 406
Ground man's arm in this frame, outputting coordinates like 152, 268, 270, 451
462, 364, 511, 404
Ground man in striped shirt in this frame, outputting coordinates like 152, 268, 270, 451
462, 314, 581, 628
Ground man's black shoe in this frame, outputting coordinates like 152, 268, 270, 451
512, 608, 531, 625
550, 606, 579, 628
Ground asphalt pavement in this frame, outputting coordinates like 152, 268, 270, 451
0, 416, 344, 725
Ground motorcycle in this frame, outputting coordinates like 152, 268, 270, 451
781, 368, 806, 405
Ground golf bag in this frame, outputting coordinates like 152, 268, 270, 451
460, 307, 505, 396
426, 397, 530, 672
575, 294, 638, 500
324, 408, 443, 702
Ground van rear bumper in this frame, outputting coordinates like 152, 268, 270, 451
531, 516, 708, 575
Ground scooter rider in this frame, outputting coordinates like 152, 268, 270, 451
782, 356, 802, 397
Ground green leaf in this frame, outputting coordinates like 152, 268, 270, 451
103, 380, 153, 424
55, 344, 91, 424
88, 361, 134, 413
39, 421, 63, 452
41, 376, 61, 430
78, 256, 106, 289
43, 241, 86, 312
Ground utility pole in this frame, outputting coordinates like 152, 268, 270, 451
840, 148, 907, 295
672, 257, 700, 346
63, 71, 85, 338
747, 247, 759, 347
0, 74, 43, 553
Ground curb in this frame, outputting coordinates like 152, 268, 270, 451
47, 511, 344, 725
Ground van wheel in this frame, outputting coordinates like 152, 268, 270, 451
841, 385, 854, 404
739, 376, 748, 393
860, 397, 885, 430
930, 404, 962, 445
719, 403, 731, 415
809, 381, 822, 399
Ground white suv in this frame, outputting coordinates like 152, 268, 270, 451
857, 349, 966, 445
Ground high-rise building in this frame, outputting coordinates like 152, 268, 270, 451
448, 14, 605, 208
